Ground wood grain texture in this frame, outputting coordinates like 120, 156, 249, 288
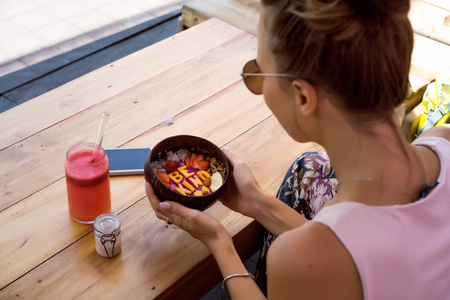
422, 0, 450, 11
0, 25, 257, 211
182, 0, 260, 35
1, 116, 313, 298
410, 33, 450, 85
0, 19, 244, 149
410, 0, 450, 45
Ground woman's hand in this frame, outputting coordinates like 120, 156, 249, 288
222, 148, 308, 236
145, 181, 232, 249
220, 147, 268, 218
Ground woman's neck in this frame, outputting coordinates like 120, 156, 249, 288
319, 111, 426, 206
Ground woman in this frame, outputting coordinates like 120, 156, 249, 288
146, 0, 450, 299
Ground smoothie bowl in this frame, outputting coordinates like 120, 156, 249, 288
144, 135, 229, 211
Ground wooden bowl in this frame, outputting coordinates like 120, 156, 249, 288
144, 135, 229, 211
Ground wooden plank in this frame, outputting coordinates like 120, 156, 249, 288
0, 26, 255, 211
410, 0, 450, 45
0, 18, 245, 149
181, 5, 210, 28
422, 0, 450, 11
155, 220, 264, 300
182, 0, 261, 35
0, 115, 315, 298
410, 33, 450, 84
2, 201, 248, 299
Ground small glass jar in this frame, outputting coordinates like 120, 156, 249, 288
94, 213, 122, 258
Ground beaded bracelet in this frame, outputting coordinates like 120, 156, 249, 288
222, 273, 255, 299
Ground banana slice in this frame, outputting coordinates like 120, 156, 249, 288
210, 172, 223, 192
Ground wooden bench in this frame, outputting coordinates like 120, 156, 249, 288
181, 0, 260, 35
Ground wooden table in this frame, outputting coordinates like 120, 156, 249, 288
1, 8, 450, 299
0, 18, 316, 299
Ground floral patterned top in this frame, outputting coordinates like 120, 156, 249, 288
254, 151, 338, 295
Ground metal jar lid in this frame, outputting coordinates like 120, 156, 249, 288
94, 213, 121, 235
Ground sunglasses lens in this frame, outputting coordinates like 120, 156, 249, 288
242, 60, 263, 95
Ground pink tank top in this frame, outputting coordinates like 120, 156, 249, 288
313, 136, 450, 300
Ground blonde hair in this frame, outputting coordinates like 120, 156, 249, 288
261, 0, 414, 124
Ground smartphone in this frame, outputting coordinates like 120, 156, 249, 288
105, 147, 152, 176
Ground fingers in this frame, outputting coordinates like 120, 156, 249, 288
145, 181, 171, 221
145, 181, 193, 227
145, 180, 154, 198
145, 182, 229, 247
145, 181, 160, 209
222, 146, 239, 167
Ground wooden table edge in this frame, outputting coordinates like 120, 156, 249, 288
155, 220, 264, 299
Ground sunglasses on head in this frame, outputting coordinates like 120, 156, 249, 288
240, 59, 296, 95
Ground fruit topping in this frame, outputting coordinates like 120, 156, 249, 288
191, 154, 210, 171
164, 160, 179, 173
156, 172, 171, 188
152, 148, 226, 197
201, 186, 211, 195
185, 155, 191, 168
210, 172, 223, 192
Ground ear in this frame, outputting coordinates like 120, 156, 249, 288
292, 80, 318, 117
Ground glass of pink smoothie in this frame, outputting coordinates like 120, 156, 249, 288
65, 142, 111, 224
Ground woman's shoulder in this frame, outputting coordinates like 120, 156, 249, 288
418, 126, 450, 142
266, 222, 363, 299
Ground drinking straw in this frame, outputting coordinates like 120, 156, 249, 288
92, 113, 110, 161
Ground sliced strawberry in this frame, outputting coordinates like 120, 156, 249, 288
156, 172, 171, 187
192, 154, 210, 171
191, 154, 201, 169
197, 160, 210, 171
164, 160, 179, 173
190, 153, 197, 164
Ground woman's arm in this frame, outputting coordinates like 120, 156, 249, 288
267, 223, 363, 300
250, 190, 308, 236
146, 182, 266, 299
210, 235, 266, 300
221, 148, 308, 236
